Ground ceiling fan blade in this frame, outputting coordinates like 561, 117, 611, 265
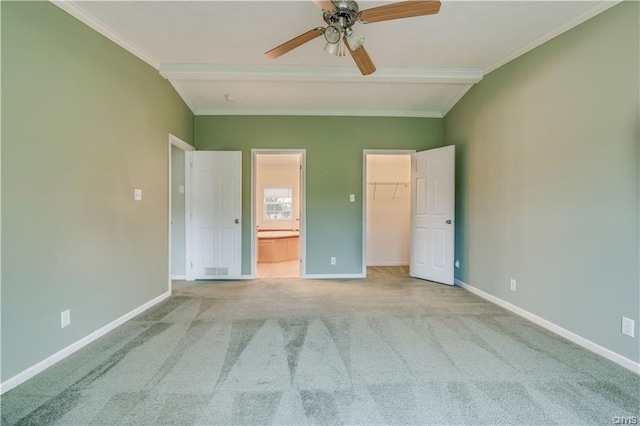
265, 28, 324, 59
345, 37, 376, 75
359, 0, 441, 24
312, 0, 336, 12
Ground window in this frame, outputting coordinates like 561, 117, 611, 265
264, 187, 292, 220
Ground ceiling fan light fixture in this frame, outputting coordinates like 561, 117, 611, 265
345, 28, 365, 50
323, 41, 339, 56
323, 24, 342, 44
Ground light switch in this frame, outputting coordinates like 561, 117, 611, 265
134, 189, 142, 201
349, 194, 355, 202
178, 185, 185, 194
61, 310, 70, 328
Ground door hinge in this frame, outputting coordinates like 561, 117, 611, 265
190, 262, 193, 269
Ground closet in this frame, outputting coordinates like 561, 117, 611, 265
365, 154, 411, 266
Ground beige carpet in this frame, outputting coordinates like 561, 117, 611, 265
2, 274, 639, 425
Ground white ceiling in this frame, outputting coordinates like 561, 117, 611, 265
257, 153, 301, 167
54, 1, 618, 117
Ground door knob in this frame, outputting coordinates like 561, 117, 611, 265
446, 219, 452, 224
235, 219, 240, 224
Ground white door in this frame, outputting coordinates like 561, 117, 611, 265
410, 146, 455, 285
191, 151, 242, 279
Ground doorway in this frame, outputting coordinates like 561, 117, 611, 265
168, 134, 194, 290
252, 151, 305, 278
363, 147, 456, 284
364, 151, 413, 278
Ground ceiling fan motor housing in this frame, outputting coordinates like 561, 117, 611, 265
323, 0, 360, 28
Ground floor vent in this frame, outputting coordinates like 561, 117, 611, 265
205, 267, 229, 276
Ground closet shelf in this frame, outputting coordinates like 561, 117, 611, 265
367, 182, 409, 199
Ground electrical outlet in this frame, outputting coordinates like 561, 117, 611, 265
622, 317, 635, 338
455, 260, 460, 268
134, 188, 142, 201
61, 310, 71, 328
510, 279, 517, 292
330, 257, 336, 265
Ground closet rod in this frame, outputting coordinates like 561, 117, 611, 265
366, 182, 409, 185
367, 182, 409, 199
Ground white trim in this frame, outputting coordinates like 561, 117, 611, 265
196, 108, 443, 118
167, 139, 173, 292
0, 291, 171, 394
168, 81, 197, 115
184, 150, 193, 281
251, 153, 256, 278
455, 279, 640, 375
252, 149, 307, 279
362, 150, 416, 277
484, 1, 622, 74
171, 275, 186, 280
441, 84, 474, 117
305, 274, 365, 279
366, 262, 410, 267
50, 1, 158, 70
160, 65, 483, 84
169, 133, 195, 152
300, 153, 307, 280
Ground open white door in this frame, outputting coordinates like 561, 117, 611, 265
410, 146, 455, 285
191, 151, 242, 279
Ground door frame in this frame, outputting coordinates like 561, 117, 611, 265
362, 149, 416, 277
251, 149, 307, 279
168, 133, 195, 291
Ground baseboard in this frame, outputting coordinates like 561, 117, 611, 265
0, 291, 172, 395
304, 273, 365, 279
455, 279, 640, 375
171, 275, 186, 280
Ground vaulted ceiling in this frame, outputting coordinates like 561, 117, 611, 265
54, 1, 617, 117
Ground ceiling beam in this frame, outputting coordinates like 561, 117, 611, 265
193, 108, 444, 118
159, 65, 483, 85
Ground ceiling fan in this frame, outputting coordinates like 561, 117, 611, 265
264, 0, 441, 76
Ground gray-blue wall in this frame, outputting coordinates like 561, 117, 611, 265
171, 146, 186, 277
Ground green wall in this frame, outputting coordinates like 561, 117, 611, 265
444, 2, 639, 362
196, 116, 443, 275
1, 2, 194, 381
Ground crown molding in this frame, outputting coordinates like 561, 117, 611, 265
160, 65, 483, 85
51, 0, 159, 70
195, 108, 443, 118
484, 0, 621, 74
441, 83, 474, 117
167, 81, 197, 114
